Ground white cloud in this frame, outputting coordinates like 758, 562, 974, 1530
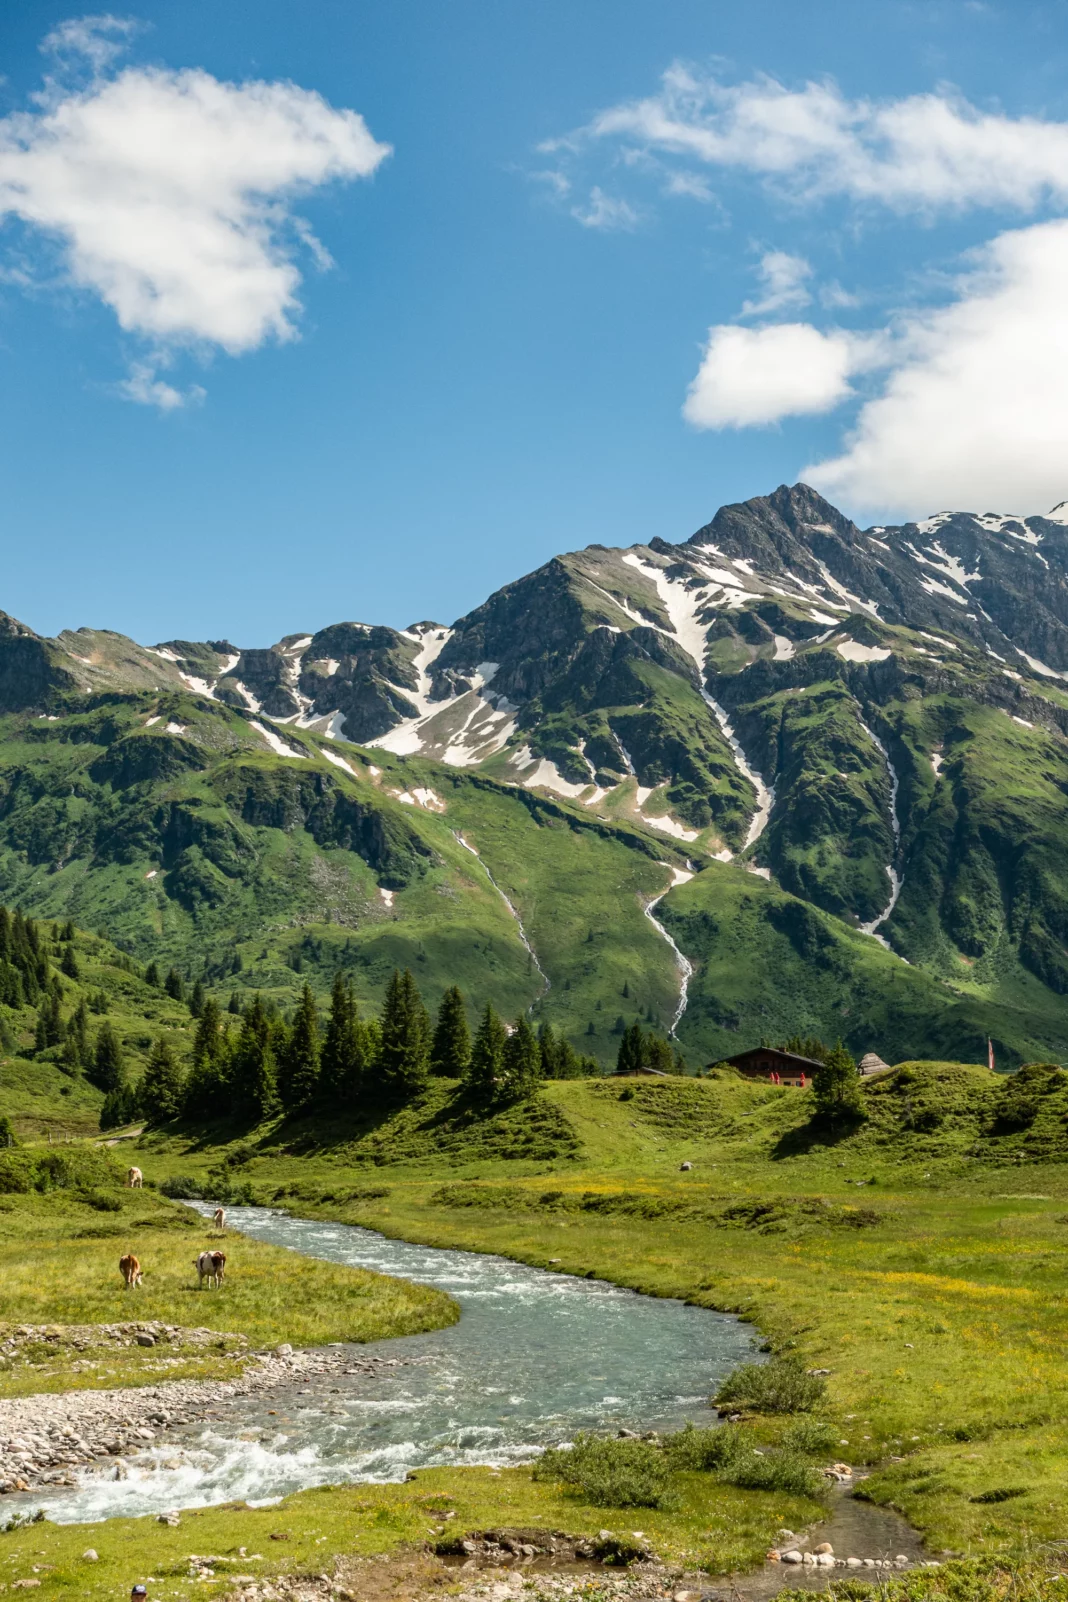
663, 169, 715, 202
41, 14, 140, 73
585, 64, 1068, 214
808, 219, 1068, 513
570, 186, 640, 231
0, 41, 390, 400
115, 359, 205, 410
742, 250, 811, 315
684, 322, 881, 428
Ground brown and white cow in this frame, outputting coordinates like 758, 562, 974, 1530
213, 1207, 226, 1233
194, 1250, 226, 1289
119, 1253, 143, 1288
127, 1167, 143, 1189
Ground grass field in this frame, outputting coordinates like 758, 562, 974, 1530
132, 1064, 1068, 1563
0, 1151, 456, 1397
2, 1063, 1068, 1597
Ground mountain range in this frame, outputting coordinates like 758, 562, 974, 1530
5, 481, 1068, 1070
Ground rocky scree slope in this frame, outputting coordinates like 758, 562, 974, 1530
4, 484, 1068, 1065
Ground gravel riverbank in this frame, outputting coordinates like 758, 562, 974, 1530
0, 1324, 422, 1494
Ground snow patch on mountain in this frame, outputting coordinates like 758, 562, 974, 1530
251, 721, 307, 759
320, 746, 358, 776
1017, 650, 1068, 680
836, 641, 891, 663
857, 718, 904, 950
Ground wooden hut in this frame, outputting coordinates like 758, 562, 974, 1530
716, 1046, 822, 1086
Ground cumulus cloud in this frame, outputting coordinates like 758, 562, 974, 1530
808, 220, 1068, 513
585, 64, 1068, 214
572, 64, 1068, 511
41, 14, 141, 73
570, 186, 640, 231
0, 32, 390, 403
742, 250, 812, 316
115, 359, 205, 410
684, 321, 881, 428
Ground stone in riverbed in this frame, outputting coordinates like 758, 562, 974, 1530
781, 1551, 803, 1564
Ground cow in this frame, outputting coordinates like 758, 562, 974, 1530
194, 1250, 226, 1289
127, 1167, 143, 1189
119, 1253, 143, 1289
213, 1207, 226, 1233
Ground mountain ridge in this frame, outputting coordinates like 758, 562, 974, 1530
3, 482, 1068, 1069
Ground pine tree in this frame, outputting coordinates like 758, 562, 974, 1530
319, 974, 370, 1105
278, 984, 320, 1111
501, 1014, 541, 1102
616, 1019, 644, 1075
227, 994, 277, 1121
91, 1022, 125, 1094
189, 978, 205, 1019
100, 1082, 139, 1131
612, 1014, 626, 1034
90, 989, 109, 1015
164, 967, 185, 1003
465, 1002, 507, 1105
61, 920, 75, 943
184, 999, 230, 1119
430, 986, 471, 1077
228, 991, 243, 1016
622, 980, 630, 999
35, 989, 63, 1053
537, 1021, 560, 1078
643, 1033, 674, 1073
60, 944, 80, 980
144, 960, 161, 988
140, 1037, 185, 1123
812, 1041, 865, 1122
0, 1114, 15, 1148
374, 969, 430, 1104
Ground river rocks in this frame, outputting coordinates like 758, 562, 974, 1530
780, 1551, 804, 1564
0, 1340, 424, 1492
82, 1550, 98, 1562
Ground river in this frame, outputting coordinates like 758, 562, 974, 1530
34, 1204, 759, 1524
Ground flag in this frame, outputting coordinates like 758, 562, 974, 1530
988, 1037, 996, 1073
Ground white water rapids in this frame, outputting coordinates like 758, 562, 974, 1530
19, 1208, 758, 1525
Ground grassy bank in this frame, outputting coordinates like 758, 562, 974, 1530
0, 1459, 823, 1597
0, 1148, 456, 1397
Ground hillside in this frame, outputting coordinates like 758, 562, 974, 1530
2, 483, 1068, 1068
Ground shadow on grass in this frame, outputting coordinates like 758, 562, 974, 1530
770, 1111, 866, 1160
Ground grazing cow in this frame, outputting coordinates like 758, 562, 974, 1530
127, 1167, 143, 1189
213, 1207, 226, 1233
119, 1253, 142, 1289
194, 1250, 226, 1289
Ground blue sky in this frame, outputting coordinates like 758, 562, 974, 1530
3, 1, 1068, 646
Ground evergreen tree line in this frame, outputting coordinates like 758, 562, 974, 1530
134, 972, 606, 1131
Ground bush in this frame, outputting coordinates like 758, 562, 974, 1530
533, 1433, 676, 1509
663, 1423, 745, 1472
782, 1417, 839, 1456
80, 1189, 121, 1212
160, 1174, 207, 1200
724, 1448, 825, 1497
0, 1151, 35, 1193
714, 1355, 827, 1414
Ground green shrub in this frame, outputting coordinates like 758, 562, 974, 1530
781, 1417, 839, 1456
533, 1433, 676, 1509
723, 1448, 825, 1497
0, 1151, 35, 1193
79, 1189, 121, 1213
714, 1355, 827, 1414
663, 1423, 745, 1472
160, 1174, 207, 1199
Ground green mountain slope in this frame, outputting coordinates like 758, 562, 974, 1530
3, 481, 1068, 1073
